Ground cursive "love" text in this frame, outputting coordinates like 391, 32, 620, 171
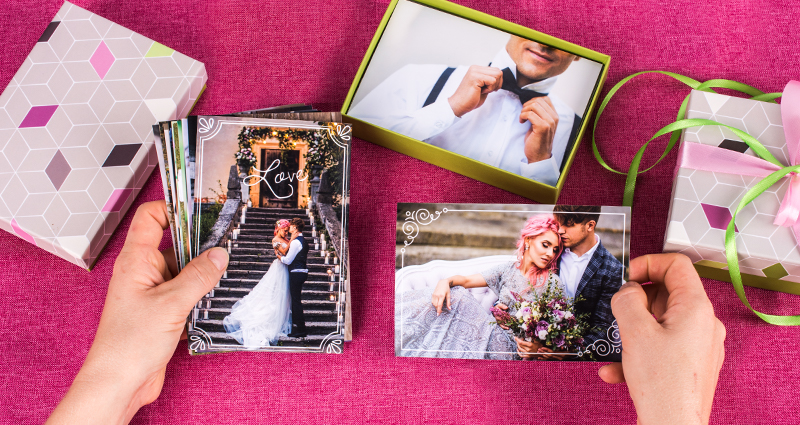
242, 159, 308, 199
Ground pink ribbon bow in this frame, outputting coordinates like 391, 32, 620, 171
679, 80, 800, 243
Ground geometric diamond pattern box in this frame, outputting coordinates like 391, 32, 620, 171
0, 2, 207, 270
663, 90, 800, 295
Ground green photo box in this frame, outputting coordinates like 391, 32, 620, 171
341, 0, 610, 203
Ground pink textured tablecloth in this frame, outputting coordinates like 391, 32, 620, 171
2, 1, 800, 423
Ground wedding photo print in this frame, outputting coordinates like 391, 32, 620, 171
347, 0, 605, 187
188, 116, 351, 354
395, 204, 630, 361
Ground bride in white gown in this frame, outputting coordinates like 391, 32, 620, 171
223, 219, 293, 347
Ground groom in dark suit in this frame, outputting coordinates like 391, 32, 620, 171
551, 205, 623, 361
501, 206, 623, 361
277, 217, 310, 338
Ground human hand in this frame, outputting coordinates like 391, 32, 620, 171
447, 65, 504, 117
598, 253, 725, 425
492, 303, 510, 330
520, 96, 559, 163
47, 201, 229, 424
431, 279, 452, 316
536, 346, 567, 361
514, 336, 543, 360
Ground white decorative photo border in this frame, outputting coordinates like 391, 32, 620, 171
189, 116, 350, 354
395, 204, 630, 361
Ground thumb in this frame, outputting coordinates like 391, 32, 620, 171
610, 281, 657, 334
163, 247, 228, 309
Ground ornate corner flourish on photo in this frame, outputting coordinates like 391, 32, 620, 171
326, 123, 352, 148
198, 117, 215, 134
189, 328, 213, 353
321, 333, 344, 354
400, 208, 448, 250
577, 320, 621, 359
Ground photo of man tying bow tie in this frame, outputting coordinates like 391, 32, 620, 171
349, 33, 592, 186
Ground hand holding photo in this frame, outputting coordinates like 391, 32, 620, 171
395, 204, 630, 361
153, 114, 352, 355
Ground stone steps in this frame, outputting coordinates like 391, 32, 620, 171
208, 287, 340, 301
203, 308, 337, 321
201, 296, 339, 309
217, 279, 340, 291
228, 254, 331, 263
246, 207, 308, 214
228, 259, 332, 268
229, 246, 328, 254
238, 220, 312, 227
193, 319, 339, 334
223, 270, 335, 278
200, 331, 340, 347
229, 238, 329, 247
222, 271, 338, 281
190, 206, 345, 350
229, 246, 331, 256
240, 216, 312, 223
225, 267, 337, 276
234, 232, 316, 240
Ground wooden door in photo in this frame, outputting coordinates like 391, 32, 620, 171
259, 149, 300, 208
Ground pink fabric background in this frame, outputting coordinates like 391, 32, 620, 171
2, 1, 799, 423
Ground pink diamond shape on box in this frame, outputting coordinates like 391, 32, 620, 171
19, 105, 59, 128
701, 203, 737, 231
102, 188, 133, 212
89, 41, 115, 80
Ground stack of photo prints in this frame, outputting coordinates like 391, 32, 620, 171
153, 105, 352, 354
395, 203, 630, 361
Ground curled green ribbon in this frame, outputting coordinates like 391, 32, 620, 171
726, 165, 800, 325
591, 71, 780, 206
592, 71, 800, 325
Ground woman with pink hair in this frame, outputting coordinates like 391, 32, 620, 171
223, 219, 293, 346
397, 214, 564, 360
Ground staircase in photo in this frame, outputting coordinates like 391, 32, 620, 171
193, 207, 343, 348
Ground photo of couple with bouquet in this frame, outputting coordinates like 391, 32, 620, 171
395, 204, 629, 361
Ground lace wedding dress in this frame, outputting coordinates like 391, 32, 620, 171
396, 261, 562, 360
223, 241, 292, 347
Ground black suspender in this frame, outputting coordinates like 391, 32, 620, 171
560, 114, 582, 172
422, 67, 456, 107
424, 66, 581, 173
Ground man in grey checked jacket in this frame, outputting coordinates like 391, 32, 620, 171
552, 205, 623, 362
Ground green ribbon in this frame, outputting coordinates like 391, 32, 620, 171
726, 165, 800, 325
592, 71, 800, 325
590, 70, 780, 206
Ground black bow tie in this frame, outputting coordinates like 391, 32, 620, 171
501, 67, 548, 104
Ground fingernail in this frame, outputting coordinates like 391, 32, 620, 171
208, 247, 229, 271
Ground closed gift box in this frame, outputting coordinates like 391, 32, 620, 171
663, 90, 800, 294
0, 2, 207, 270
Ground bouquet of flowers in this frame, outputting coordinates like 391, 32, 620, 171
235, 147, 257, 169
491, 276, 593, 353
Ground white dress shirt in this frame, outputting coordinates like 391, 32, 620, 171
349, 48, 575, 186
280, 238, 307, 273
559, 234, 600, 300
